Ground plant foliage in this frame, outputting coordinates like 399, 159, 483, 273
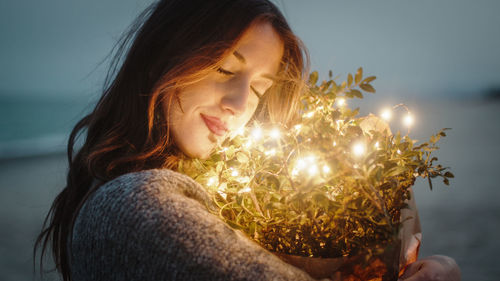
179, 68, 453, 259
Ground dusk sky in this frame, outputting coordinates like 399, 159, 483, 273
1, 0, 499, 99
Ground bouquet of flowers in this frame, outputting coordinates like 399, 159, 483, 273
179, 68, 453, 280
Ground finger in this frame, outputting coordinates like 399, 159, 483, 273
399, 261, 424, 280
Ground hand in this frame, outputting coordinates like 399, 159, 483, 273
399, 255, 461, 281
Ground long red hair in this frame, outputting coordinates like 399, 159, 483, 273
34, 0, 309, 280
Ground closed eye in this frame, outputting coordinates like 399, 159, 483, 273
217, 67, 234, 76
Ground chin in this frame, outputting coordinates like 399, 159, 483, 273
181, 143, 214, 160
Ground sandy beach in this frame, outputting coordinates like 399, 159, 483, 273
1, 99, 499, 281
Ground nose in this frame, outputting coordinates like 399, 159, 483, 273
220, 78, 251, 116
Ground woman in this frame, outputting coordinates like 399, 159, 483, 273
35, 0, 460, 280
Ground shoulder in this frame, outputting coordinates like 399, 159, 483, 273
86, 168, 212, 211
72, 168, 215, 252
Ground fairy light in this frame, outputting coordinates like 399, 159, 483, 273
352, 142, 365, 156
337, 98, 346, 107
380, 108, 392, 121
332, 141, 337, 147
237, 176, 250, 183
207, 177, 218, 187
296, 158, 306, 170
251, 127, 263, 140
305, 155, 316, 163
374, 141, 380, 149
270, 128, 280, 139
218, 190, 227, 200
265, 148, 276, 156
308, 165, 318, 176
231, 169, 239, 177
322, 165, 331, 174
304, 111, 315, 118
244, 140, 253, 149
238, 186, 251, 193
235, 126, 245, 136
403, 114, 414, 127
294, 124, 302, 131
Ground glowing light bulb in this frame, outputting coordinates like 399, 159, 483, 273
231, 169, 239, 177
322, 165, 331, 174
305, 155, 316, 163
218, 190, 227, 200
237, 176, 250, 183
403, 114, 414, 127
235, 126, 245, 136
374, 141, 380, 149
265, 149, 276, 156
270, 128, 280, 139
238, 186, 251, 194
207, 177, 218, 187
294, 124, 302, 131
352, 142, 365, 156
332, 141, 337, 147
251, 127, 263, 140
291, 168, 299, 177
244, 140, 253, 148
296, 158, 306, 170
337, 98, 346, 107
304, 111, 315, 118
308, 165, 318, 176
380, 108, 392, 121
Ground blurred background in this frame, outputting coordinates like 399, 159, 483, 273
1, 0, 499, 280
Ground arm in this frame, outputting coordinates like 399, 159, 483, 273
70, 169, 316, 281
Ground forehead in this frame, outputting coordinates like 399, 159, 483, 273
230, 21, 284, 75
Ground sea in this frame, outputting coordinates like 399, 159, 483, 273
0, 95, 94, 160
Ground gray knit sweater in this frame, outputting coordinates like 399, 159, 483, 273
70, 169, 317, 280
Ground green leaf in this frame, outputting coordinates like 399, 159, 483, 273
236, 152, 249, 163
355, 67, 363, 84
444, 171, 454, 178
309, 71, 318, 85
362, 76, 376, 83
360, 84, 376, 93
351, 89, 363, 99
347, 73, 353, 87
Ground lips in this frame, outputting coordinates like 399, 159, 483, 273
200, 113, 228, 136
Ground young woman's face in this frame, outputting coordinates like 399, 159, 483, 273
167, 21, 284, 159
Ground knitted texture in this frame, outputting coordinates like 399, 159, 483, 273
70, 169, 316, 281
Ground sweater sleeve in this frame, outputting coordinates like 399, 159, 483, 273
70, 169, 317, 281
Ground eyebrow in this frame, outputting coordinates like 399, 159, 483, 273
233, 51, 246, 64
